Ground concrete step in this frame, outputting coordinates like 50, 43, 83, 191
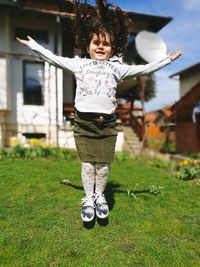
121, 125, 143, 155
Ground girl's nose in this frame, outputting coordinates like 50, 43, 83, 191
98, 43, 103, 48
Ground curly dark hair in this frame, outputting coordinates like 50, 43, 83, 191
72, 0, 131, 57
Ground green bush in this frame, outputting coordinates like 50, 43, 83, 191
115, 151, 130, 162
176, 159, 200, 180
148, 158, 176, 170
146, 138, 164, 151
176, 166, 200, 180
181, 152, 200, 159
0, 145, 77, 160
147, 138, 175, 153
0, 147, 8, 158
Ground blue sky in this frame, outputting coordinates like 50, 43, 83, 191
90, 0, 200, 111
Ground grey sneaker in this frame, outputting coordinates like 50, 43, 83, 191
81, 195, 95, 222
94, 193, 109, 219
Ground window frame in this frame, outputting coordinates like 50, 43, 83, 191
23, 60, 45, 106
15, 28, 49, 45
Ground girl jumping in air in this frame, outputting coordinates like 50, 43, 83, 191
17, 0, 182, 223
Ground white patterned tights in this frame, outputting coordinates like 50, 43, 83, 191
81, 162, 109, 196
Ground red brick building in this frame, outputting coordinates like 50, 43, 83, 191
170, 62, 200, 153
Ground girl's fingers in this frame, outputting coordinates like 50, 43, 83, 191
16, 37, 24, 43
27, 35, 32, 41
16, 36, 29, 45
168, 50, 183, 61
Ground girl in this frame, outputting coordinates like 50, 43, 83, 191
17, 0, 182, 222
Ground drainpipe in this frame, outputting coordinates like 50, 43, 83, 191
54, 15, 60, 147
5, 12, 12, 146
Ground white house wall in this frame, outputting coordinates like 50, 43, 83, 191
2, 13, 64, 146
0, 12, 124, 151
180, 67, 200, 97
0, 14, 11, 111
9, 60, 63, 125
0, 58, 7, 110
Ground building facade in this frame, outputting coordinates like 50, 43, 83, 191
170, 62, 200, 153
0, 0, 171, 150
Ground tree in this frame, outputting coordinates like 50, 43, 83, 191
117, 74, 156, 103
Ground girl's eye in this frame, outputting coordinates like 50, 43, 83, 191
91, 40, 111, 47
103, 42, 111, 46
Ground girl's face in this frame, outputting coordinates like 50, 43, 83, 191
87, 32, 113, 61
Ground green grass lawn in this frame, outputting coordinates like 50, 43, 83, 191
0, 156, 200, 267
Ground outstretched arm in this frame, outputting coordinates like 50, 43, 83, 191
120, 50, 183, 80
144, 50, 183, 74
16, 36, 78, 72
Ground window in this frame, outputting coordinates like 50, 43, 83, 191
23, 133, 46, 139
23, 61, 44, 105
15, 28, 48, 44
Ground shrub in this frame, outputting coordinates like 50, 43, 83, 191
115, 151, 130, 162
147, 138, 175, 153
0, 145, 77, 160
176, 159, 200, 180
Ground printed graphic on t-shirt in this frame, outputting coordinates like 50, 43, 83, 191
77, 60, 119, 99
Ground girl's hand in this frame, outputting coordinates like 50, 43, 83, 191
16, 35, 33, 46
168, 50, 183, 61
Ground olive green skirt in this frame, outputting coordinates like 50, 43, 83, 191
73, 111, 117, 163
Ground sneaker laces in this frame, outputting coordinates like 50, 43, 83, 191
81, 195, 95, 208
94, 193, 107, 206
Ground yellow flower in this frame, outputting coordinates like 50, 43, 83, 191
183, 160, 188, 166
30, 138, 39, 147
29, 138, 46, 148
178, 161, 183, 167
10, 137, 22, 147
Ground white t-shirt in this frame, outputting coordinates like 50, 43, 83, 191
28, 39, 171, 114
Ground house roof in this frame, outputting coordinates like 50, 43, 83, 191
161, 106, 173, 117
170, 81, 200, 121
0, 0, 172, 32
145, 106, 172, 123
145, 112, 157, 123
127, 12, 172, 33
0, 0, 75, 18
169, 61, 200, 78
145, 106, 173, 126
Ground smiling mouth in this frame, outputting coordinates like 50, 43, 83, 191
96, 51, 105, 55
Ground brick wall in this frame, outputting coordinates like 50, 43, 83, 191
176, 122, 200, 153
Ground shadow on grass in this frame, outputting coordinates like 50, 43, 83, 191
61, 180, 161, 229
83, 220, 96, 229
105, 182, 121, 211
83, 217, 109, 229
61, 180, 122, 211
61, 180, 161, 210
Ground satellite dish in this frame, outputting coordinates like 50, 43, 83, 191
135, 30, 167, 62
